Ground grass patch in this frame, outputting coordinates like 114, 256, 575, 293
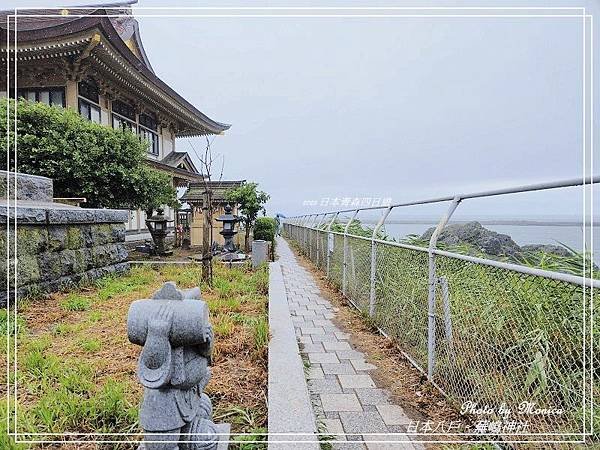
30, 376, 137, 434
95, 266, 156, 301
86, 310, 102, 323
59, 294, 91, 311
52, 322, 86, 336
232, 427, 268, 449
79, 337, 102, 353
212, 314, 236, 337
215, 401, 269, 448
1, 259, 269, 446
251, 316, 269, 355
0, 309, 27, 336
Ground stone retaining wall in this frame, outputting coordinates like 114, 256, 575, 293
1, 171, 129, 306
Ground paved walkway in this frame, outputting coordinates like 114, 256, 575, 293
277, 237, 424, 450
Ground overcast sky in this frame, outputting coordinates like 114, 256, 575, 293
7, 0, 599, 220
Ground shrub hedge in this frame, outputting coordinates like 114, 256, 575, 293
253, 217, 277, 242
0, 98, 176, 211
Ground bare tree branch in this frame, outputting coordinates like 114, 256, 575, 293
186, 137, 225, 285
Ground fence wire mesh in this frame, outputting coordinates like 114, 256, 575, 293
344, 235, 372, 313
373, 241, 429, 371
329, 233, 344, 289
283, 222, 598, 440
434, 254, 592, 434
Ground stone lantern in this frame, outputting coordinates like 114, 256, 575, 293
215, 204, 239, 253
146, 208, 174, 256
177, 205, 192, 249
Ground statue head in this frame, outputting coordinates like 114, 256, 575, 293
127, 282, 212, 388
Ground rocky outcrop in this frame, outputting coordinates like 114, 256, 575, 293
420, 221, 579, 260
421, 221, 521, 256
520, 244, 573, 257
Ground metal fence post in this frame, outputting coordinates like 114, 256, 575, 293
326, 212, 339, 278
427, 197, 461, 380
342, 210, 359, 296
315, 213, 327, 266
304, 215, 309, 255
292, 218, 297, 240
437, 276, 456, 360
306, 215, 313, 253
304, 215, 311, 257
369, 207, 392, 317
298, 216, 304, 248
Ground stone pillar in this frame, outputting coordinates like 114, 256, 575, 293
252, 240, 268, 269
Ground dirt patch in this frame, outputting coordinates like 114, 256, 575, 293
127, 246, 198, 263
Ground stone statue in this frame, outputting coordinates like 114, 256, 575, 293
128, 282, 225, 450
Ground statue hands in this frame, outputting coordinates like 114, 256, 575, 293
139, 303, 175, 388
148, 303, 174, 336
200, 324, 214, 364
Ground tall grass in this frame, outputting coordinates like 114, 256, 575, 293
288, 223, 599, 437
0, 309, 26, 336
59, 294, 91, 311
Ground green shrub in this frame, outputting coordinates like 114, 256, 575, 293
225, 183, 270, 252
253, 217, 277, 242
0, 98, 176, 211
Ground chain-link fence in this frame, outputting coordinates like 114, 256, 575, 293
283, 177, 599, 443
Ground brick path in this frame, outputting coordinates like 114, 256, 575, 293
277, 236, 424, 449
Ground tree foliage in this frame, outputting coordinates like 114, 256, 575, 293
0, 98, 177, 211
225, 182, 270, 252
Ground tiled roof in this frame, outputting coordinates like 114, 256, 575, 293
0, 2, 231, 136
181, 180, 246, 203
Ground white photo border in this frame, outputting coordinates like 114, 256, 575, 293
5, 5, 595, 446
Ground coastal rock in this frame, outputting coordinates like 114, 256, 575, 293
420, 221, 521, 256
521, 244, 573, 257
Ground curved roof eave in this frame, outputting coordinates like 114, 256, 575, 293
0, 7, 231, 135
90, 11, 231, 135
